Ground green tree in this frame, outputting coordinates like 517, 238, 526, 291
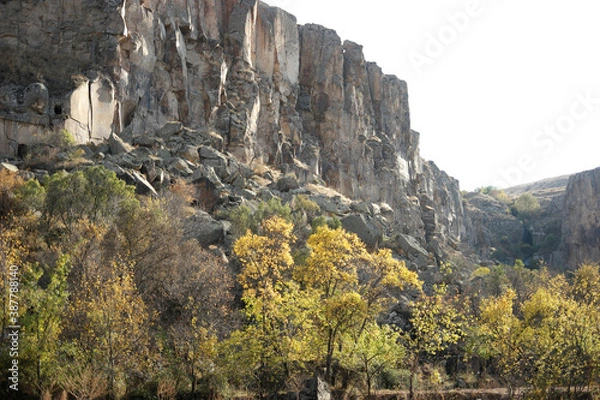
20, 254, 71, 397
340, 321, 405, 397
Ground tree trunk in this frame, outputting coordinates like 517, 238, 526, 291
325, 328, 334, 384
409, 355, 418, 400
191, 361, 196, 398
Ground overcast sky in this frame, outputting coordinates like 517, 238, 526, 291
264, 0, 600, 190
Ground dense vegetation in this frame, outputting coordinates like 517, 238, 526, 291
1, 167, 599, 400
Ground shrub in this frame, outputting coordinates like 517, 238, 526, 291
512, 193, 541, 219
292, 194, 320, 219
311, 215, 341, 232
225, 198, 293, 236
0, 169, 25, 216
42, 166, 139, 231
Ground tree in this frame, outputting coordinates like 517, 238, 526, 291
340, 321, 405, 397
234, 216, 295, 298
473, 289, 522, 393
230, 216, 310, 395
474, 267, 600, 397
165, 248, 235, 398
294, 226, 367, 382
170, 318, 222, 399
66, 261, 151, 399
404, 285, 467, 400
20, 254, 71, 397
359, 248, 422, 316
60, 364, 108, 400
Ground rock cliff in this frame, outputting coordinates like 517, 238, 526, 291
0, 0, 464, 258
562, 167, 600, 269
464, 170, 600, 270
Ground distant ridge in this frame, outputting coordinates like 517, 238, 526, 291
504, 174, 571, 199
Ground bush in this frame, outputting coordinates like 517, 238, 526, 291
0, 169, 25, 217
42, 166, 139, 231
378, 368, 411, 390
512, 193, 541, 219
225, 198, 293, 236
292, 195, 320, 220
23, 129, 77, 168
311, 215, 341, 232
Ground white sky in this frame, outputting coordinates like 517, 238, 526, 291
263, 0, 600, 190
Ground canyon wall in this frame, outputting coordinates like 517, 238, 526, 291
562, 167, 600, 268
0, 0, 474, 256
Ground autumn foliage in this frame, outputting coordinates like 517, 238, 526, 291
0, 167, 598, 399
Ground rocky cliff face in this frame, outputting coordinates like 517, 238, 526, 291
0, 0, 464, 256
464, 170, 600, 270
562, 167, 600, 269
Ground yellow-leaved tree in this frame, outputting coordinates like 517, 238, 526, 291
295, 226, 421, 385
228, 216, 319, 395
65, 261, 151, 399
404, 285, 467, 400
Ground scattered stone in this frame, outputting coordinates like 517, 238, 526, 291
179, 144, 200, 163
238, 188, 257, 200
0, 162, 19, 173
199, 146, 230, 179
130, 170, 158, 196
299, 377, 330, 400
192, 165, 223, 187
276, 175, 300, 192
169, 157, 193, 176
259, 188, 276, 201
109, 133, 134, 155
198, 145, 226, 161
156, 121, 183, 139
231, 174, 246, 189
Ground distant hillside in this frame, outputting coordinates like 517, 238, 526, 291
504, 175, 570, 203
464, 168, 600, 269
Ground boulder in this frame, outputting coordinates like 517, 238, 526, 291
192, 165, 223, 188
169, 157, 193, 176
199, 146, 230, 179
276, 175, 300, 192
156, 122, 183, 139
300, 377, 330, 400
341, 214, 382, 248
109, 133, 134, 155
179, 144, 200, 163
105, 164, 157, 196
0, 162, 19, 173
395, 233, 429, 266
184, 211, 225, 247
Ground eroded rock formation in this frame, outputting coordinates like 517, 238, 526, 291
562, 167, 600, 268
0, 0, 465, 256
